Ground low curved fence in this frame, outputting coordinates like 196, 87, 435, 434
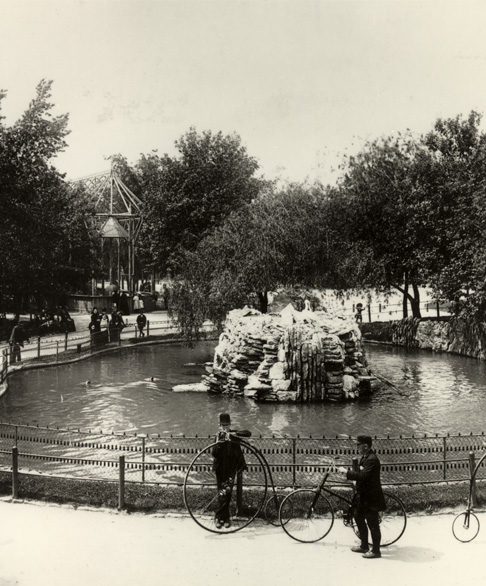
0, 422, 485, 489
0, 318, 216, 385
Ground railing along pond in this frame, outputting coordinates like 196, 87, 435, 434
0, 422, 485, 488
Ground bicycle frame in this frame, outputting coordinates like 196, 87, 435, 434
466, 450, 486, 512
308, 471, 355, 520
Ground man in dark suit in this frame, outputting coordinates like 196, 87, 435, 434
340, 435, 386, 558
211, 413, 247, 529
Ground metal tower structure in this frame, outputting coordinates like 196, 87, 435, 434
71, 164, 143, 293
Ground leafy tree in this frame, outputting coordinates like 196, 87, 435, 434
0, 80, 98, 312
334, 132, 434, 317
419, 112, 486, 320
170, 183, 342, 340
135, 128, 266, 274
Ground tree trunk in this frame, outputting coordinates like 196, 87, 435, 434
411, 282, 422, 318
257, 291, 268, 314
402, 273, 409, 319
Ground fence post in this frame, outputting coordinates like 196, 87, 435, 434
236, 470, 243, 515
292, 438, 297, 487
141, 435, 146, 483
37, 337, 41, 359
147, 320, 150, 337
118, 455, 125, 510
14, 425, 18, 447
367, 305, 372, 323
56, 341, 59, 362
64, 331, 68, 352
436, 300, 440, 319
443, 436, 447, 480
12, 446, 19, 499
469, 452, 478, 507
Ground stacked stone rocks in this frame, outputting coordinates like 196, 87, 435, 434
201, 306, 374, 403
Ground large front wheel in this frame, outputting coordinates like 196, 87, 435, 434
279, 489, 335, 543
183, 441, 268, 534
351, 492, 407, 546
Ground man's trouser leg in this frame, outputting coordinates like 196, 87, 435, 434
354, 507, 369, 550
215, 478, 232, 522
365, 510, 381, 553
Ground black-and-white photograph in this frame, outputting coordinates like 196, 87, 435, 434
1, 1, 486, 584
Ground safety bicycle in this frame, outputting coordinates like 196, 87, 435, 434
278, 465, 407, 545
183, 430, 284, 534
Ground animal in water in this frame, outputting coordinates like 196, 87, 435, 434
85, 380, 91, 387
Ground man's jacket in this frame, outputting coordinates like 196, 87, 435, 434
212, 436, 247, 481
346, 449, 386, 511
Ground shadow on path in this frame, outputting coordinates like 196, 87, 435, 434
382, 545, 443, 563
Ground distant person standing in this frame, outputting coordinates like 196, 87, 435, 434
111, 287, 120, 311
100, 308, 110, 329
355, 303, 364, 324
90, 308, 101, 332
162, 284, 170, 311
133, 292, 144, 312
136, 310, 147, 338
9, 321, 28, 363
119, 291, 130, 315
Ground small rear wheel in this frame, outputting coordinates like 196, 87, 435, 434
279, 489, 334, 543
452, 510, 480, 543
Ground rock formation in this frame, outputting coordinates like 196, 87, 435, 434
199, 305, 376, 402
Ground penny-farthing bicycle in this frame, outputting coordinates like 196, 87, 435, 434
183, 431, 283, 534
452, 450, 486, 542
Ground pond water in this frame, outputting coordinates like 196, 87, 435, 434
2, 342, 486, 437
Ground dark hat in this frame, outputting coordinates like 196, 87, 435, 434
356, 435, 372, 446
219, 413, 231, 425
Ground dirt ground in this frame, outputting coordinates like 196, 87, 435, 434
0, 499, 484, 586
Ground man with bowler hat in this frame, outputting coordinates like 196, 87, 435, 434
339, 435, 386, 558
211, 413, 247, 529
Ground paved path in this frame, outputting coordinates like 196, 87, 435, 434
0, 501, 484, 586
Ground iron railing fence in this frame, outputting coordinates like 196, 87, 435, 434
344, 299, 451, 323
0, 422, 484, 487
0, 319, 216, 381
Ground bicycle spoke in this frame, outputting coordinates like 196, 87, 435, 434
184, 440, 268, 534
280, 489, 334, 543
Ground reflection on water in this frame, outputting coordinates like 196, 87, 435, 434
2, 342, 486, 436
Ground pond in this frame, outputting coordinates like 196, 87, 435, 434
2, 341, 486, 437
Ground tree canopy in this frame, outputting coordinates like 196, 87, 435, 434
0, 80, 98, 311
135, 128, 266, 275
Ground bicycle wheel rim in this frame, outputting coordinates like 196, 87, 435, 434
264, 493, 282, 527
379, 493, 407, 546
183, 440, 268, 534
350, 492, 407, 546
452, 511, 480, 543
279, 489, 334, 543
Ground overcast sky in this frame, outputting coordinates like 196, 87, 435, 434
1, 0, 486, 183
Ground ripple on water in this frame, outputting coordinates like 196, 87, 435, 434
2, 342, 486, 435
